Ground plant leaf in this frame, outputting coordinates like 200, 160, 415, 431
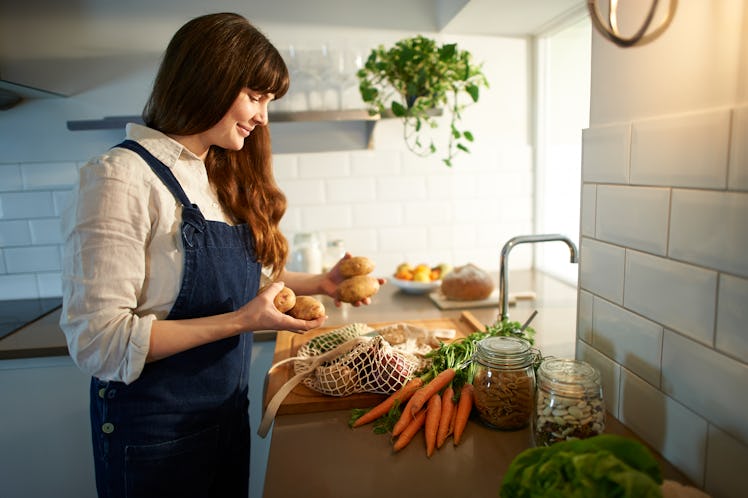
466, 84, 480, 102
391, 101, 406, 117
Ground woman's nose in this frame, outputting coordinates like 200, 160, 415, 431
253, 103, 269, 126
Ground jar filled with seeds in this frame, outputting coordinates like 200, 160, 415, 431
533, 358, 605, 446
472, 336, 536, 430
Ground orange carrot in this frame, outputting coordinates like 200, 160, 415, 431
392, 392, 420, 437
410, 368, 456, 415
453, 383, 474, 446
393, 409, 427, 452
424, 393, 441, 457
352, 377, 424, 428
436, 385, 455, 449
449, 402, 457, 435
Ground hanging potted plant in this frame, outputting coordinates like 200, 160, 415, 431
357, 35, 489, 167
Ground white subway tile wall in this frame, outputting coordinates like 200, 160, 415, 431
705, 426, 748, 498
592, 297, 663, 386
669, 189, 748, 276
715, 274, 748, 361
728, 105, 748, 190
581, 123, 631, 184
576, 339, 621, 417
576, 289, 593, 343
1, 143, 534, 300
630, 110, 731, 189
595, 185, 670, 255
580, 184, 596, 237
578, 237, 625, 303
661, 329, 748, 444
581, 105, 748, 492
619, 368, 708, 485
623, 251, 717, 345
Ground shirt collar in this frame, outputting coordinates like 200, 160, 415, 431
125, 123, 202, 169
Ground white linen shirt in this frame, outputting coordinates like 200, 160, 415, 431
60, 124, 236, 384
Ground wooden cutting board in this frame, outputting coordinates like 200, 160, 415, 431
262, 311, 486, 415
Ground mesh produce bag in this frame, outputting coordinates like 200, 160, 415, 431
258, 323, 421, 437
296, 333, 420, 396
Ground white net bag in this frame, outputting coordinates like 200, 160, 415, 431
258, 323, 422, 437
295, 333, 420, 396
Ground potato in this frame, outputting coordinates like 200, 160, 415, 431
336, 275, 380, 303
338, 256, 375, 278
259, 282, 297, 313
273, 286, 296, 313
287, 296, 326, 320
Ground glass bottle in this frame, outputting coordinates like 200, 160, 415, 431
533, 358, 605, 446
472, 336, 536, 430
289, 232, 322, 273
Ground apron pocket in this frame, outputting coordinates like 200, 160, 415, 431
124, 424, 220, 498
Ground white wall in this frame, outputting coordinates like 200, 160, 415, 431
534, 16, 591, 285
0, 25, 537, 300
578, 1, 748, 497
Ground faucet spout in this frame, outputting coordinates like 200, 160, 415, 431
498, 233, 579, 321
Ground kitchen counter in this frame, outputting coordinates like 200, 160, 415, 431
263, 409, 692, 498
261, 270, 696, 497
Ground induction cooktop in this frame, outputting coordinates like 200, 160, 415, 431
0, 297, 63, 340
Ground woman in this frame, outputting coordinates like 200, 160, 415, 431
60, 12, 378, 498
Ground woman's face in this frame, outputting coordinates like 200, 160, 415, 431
204, 88, 274, 152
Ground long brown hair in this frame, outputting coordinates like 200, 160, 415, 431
143, 12, 290, 277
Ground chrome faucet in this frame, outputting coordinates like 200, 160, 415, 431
498, 233, 579, 321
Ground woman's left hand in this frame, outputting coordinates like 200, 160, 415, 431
320, 253, 386, 307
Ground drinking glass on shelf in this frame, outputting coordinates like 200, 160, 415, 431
329, 46, 364, 110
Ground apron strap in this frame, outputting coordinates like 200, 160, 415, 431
114, 139, 194, 208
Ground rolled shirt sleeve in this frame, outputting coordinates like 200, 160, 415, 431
61, 151, 162, 383
60, 125, 233, 384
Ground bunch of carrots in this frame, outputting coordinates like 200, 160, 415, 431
349, 319, 537, 457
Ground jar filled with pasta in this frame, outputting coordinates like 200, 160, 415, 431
533, 358, 605, 446
472, 336, 536, 430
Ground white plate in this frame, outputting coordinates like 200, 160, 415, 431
390, 277, 442, 295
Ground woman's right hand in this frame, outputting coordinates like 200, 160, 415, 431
236, 282, 326, 334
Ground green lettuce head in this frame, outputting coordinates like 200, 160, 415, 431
500, 434, 663, 498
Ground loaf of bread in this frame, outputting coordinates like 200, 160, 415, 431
440, 263, 495, 301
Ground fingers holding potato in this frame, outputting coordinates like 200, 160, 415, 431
273, 286, 296, 313
336, 275, 380, 304
338, 256, 375, 278
287, 295, 326, 320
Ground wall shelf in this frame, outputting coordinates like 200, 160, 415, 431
65, 109, 378, 131
65, 110, 381, 153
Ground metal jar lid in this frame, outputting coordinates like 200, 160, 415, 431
474, 336, 534, 369
537, 358, 601, 396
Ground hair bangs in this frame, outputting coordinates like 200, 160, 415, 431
245, 48, 290, 99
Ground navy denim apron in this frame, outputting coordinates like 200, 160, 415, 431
89, 140, 261, 498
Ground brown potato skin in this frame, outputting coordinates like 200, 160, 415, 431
338, 256, 375, 278
287, 296, 326, 320
336, 275, 380, 303
273, 286, 296, 313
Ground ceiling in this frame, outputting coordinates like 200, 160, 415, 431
0, 0, 584, 97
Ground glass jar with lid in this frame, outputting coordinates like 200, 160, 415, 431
471, 336, 536, 430
533, 358, 605, 446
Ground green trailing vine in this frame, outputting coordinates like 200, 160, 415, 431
357, 35, 489, 167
